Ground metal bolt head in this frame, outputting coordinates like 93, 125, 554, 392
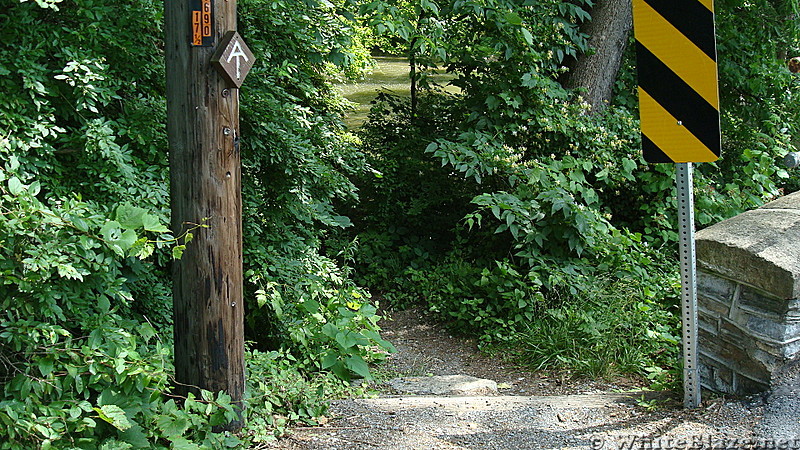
789, 57, 800, 74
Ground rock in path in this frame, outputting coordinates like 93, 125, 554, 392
387, 375, 498, 396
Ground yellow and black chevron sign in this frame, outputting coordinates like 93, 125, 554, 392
633, 0, 721, 163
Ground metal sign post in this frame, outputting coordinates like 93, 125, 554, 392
632, 0, 722, 408
676, 163, 701, 408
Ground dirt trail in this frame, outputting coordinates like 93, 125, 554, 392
269, 308, 767, 449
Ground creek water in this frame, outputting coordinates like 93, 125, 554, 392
335, 56, 457, 127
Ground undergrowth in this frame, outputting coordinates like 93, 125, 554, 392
507, 274, 682, 385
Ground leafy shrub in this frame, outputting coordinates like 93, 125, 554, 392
249, 253, 396, 381
510, 274, 681, 382
243, 348, 351, 442
0, 2, 234, 446
0, 152, 242, 448
345, 0, 713, 382
1, 0, 390, 447
236, 0, 395, 381
337, 91, 480, 295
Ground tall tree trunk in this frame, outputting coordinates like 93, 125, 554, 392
564, 0, 633, 112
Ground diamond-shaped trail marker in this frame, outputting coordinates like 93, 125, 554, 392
211, 31, 255, 88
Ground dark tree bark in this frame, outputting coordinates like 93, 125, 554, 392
564, 0, 633, 112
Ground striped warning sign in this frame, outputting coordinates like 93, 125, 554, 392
633, 0, 721, 163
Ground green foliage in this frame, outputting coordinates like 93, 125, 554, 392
345, 0, 797, 385
237, 0, 394, 381
510, 274, 681, 382
338, 91, 478, 296
700, 0, 799, 217
0, 169, 178, 323
350, 89, 683, 382
2, 0, 390, 447
404, 256, 548, 340
0, 0, 173, 326
250, 256, 395, 381
243, 348, 353, 442
0, 1, 239, 447
358, 0, 447, 57
0, 315, 243, 448
3, 0, 798, 445
0, 109, 238, 447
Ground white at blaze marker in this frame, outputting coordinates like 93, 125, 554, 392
226, 39, 249, 80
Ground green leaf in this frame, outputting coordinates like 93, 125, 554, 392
222, 435, 243, 448
94, 405, 131, 431
169, 436, 201, 450
172, 245, 186, 259
99, 439, 132, 450
38, 356, 54, 377
29, 181, 41, 196
344, 355, 371, 379
321, 352, 338, 369
335, 331, 358, 349
7, 155, 19, 171
100, 221, 122, 242
142, 213, 170, 233
98, 295, 111, 314
521, 27, 534, 46
118, 423, 149, 448
255, 290, 268, 308
73, 216, 90, 232
156, 413, 190, 438
363, 330, 397, 353
57, 264, 84, 281
330, 360, 349, 381
117, 229, 138, 251
301, 299, 321, 314
424, 142, 438, 153
8, 177, 24, 196
321, 323, 339, 339
504, 12, 523, 25
139, 322, 156, 343
115, 204, 148, 229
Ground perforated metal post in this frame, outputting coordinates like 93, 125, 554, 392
676, 163, 700, 408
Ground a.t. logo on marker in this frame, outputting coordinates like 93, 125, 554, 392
226, 39, 249, 80
211, 31, 256, 88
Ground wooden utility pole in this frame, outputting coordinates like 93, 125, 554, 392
165, 0, 251, 428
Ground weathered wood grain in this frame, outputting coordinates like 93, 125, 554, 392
165, 0, 244, 429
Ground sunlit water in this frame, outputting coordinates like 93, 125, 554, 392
334, 56, 458, 127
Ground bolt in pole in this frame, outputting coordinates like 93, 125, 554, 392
165, 0, 244, 429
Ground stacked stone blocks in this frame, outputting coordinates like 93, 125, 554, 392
696, 191, 800, 395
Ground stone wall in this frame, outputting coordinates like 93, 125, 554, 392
696, 191, 800, 395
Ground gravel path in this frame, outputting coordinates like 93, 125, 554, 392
756, 358, 800, 441
264, 308, 800, 449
